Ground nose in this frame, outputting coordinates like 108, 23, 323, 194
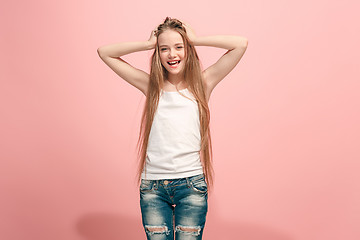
168, 48, 176, 58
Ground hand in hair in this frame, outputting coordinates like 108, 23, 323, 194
147, 28, 157, 49
182, 22, 197, 45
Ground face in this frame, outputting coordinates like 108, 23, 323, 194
157, 29, 186, 76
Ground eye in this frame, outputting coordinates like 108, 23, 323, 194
160, 48, 167, 51
177, 46, 183, 49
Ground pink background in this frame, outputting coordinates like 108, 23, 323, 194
1, 0, 360, 239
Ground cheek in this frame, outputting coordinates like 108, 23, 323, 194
181, 50, 186, 59
159, 54, 167, 65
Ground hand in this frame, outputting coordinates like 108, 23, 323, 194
183, 22, 197, 45
147, 28, 157, 49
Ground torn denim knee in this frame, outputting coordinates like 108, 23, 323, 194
175, 225, 201, 236
145, 224, 170, 235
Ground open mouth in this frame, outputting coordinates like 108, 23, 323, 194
167, 60, 180, 67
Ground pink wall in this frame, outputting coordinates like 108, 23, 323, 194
1, 0, 359, 239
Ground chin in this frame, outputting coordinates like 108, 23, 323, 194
168, 70, 182, 76
168, 66, 184, 74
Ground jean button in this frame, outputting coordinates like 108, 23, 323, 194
164, 180, 169, 185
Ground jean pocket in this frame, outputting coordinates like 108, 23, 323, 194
140, 179, 154, 192
190, 176, 208, 193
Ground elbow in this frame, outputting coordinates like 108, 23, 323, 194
232, 37, 248, 50
244, 38, 249, 48
240, 37, 248, 49
97, 47, 102, 56
97, 47, 106, 58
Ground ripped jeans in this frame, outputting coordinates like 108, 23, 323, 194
140, 174, 208, 240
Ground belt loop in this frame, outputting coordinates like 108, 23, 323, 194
155, 180, 159, 190
186, 176, 191, 188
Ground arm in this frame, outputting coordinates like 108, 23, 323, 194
196, 36, 248, 94
97, 30, 157, 96
184, 23, 248, 98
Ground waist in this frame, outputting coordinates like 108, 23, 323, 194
141, 151, 203, 180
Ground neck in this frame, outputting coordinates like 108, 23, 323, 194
166, 74, 184, 86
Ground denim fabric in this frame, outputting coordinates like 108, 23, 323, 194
140, 174, 208, 240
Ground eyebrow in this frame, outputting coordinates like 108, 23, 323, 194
159, 43, 184, 48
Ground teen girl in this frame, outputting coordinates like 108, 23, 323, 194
97, 17, 248, 240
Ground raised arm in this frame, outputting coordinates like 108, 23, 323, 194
183, 23, 248, 98
97, 30, 157, 96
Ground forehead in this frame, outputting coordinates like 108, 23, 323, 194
158, 29, 184, 46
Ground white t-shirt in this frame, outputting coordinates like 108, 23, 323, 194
141, 88, 204, 180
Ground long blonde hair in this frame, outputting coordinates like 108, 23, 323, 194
136, 17, 214, 190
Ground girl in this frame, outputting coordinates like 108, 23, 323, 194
97, 17, 248, 240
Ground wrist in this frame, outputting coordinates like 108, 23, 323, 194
191, 37, 200, 46
146, 40, 156, 50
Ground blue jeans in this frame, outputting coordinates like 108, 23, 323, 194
140, 174, 208, 240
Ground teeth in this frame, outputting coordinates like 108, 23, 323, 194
168, 60, 179, 65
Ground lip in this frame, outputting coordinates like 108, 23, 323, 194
167, 60, 181, 69
167, 60, 180, 63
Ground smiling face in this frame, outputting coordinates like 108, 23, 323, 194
157, 29, 186, 77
